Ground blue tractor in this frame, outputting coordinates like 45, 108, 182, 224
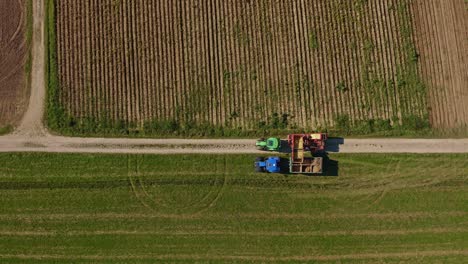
254, 156, 281, 173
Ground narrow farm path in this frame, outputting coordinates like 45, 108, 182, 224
14, 0, 47, 137
1, 0, 467, 154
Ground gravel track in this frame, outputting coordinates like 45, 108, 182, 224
2, 0, 467, 155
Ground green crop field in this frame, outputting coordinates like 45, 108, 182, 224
0, 153, 467, 263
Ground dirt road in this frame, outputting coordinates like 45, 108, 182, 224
0, 135, 467, 154
1, 0, 467, 155
14, 0, 47, 137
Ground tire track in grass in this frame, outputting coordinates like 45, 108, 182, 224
127, 155, 227, 214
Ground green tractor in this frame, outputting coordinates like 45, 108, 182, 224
256, 137, 281, 151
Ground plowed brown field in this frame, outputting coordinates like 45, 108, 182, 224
53, 0, 452, 134
411, 0, 468, 129
0, 0, 29, 128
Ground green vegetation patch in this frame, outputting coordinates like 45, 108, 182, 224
0, 153, 467, 262
0, 125, 13, 135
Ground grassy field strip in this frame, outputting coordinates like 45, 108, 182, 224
0, 227, 466, 237
0, 210, 465, 220
1, 250, 468, 261
0, 153, 466, 262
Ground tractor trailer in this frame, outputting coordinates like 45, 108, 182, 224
254, 133, 327, 175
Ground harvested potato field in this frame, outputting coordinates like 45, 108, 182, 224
0, 0, 30, 129
52, 0, 428, 135
411, 0, 468, 129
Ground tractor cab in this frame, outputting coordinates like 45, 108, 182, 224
254, 156, 281, 173
256, 137, 281, 151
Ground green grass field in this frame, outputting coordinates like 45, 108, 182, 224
0, 153, 467, 263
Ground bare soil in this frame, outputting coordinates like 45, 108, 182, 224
411, 0, 468, 129
0, 0, 29, 128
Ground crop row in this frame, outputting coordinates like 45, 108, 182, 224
54, 0, 428, 133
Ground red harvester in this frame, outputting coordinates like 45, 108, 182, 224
287, 133, 328, 174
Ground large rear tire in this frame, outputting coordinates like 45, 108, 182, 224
255, 166, 264, 173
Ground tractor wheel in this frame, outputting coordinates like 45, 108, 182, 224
255, 157, 263, 162
255, 166, 264, 173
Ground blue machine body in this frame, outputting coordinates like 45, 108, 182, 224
255, 156, 281, 173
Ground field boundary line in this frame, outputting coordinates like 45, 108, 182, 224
0, 250, 467, 261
